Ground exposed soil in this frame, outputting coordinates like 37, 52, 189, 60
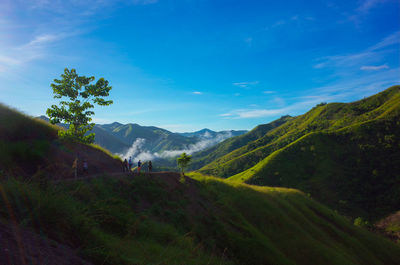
0, 219, 92, 265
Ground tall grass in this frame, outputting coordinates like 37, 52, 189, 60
1, 173, 399, 265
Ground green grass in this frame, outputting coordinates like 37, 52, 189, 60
0, 103, 122, 174
1, 171, 400, 264
229, 116, 400, 221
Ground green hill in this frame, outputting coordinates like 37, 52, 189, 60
197, 86, 400, 220
0, 103, 121, 178
190, 115, 293, 170
1, 173, 400, 265
199, 86, 400, 178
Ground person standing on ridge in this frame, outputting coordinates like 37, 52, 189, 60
123, 159, 128, 172
128, 157, 133, 171
83, 159, 88, 175
148, 160, 153, 172
137, 160, 142, 173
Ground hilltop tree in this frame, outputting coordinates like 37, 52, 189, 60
177, 152, 192, 176
46, 68, 113, 143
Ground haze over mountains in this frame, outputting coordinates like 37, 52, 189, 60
38, 116, 247, 160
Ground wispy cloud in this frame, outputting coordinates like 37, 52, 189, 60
313, 31, 399, 72
25, 34, 62, 47
370, 31, 400, 51
132, 0, 159, 5
220, 106, 291, 119
357, 0, 386, 13
221, 68, 400, 120
219, 113, 233, 117
263, 90, 275, 94
0, 32, 71, 74
360, 64, 389, 71
233, 81, 259, 88
350, 0, 387, 25
192, 91, 203, 95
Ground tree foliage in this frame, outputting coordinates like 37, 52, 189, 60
177, 152, 192, 175
46, 68, 113, 143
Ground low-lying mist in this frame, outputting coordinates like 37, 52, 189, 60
117, 131, 232, 162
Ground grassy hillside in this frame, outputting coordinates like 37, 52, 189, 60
190, 115, 293, 170
199, 86, 400, 178
231, 117, 400, 221
1, 173, 399, 265
195, 86, 400, 220
0, 103, 121, 178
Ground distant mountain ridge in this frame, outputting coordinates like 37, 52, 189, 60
37, 116, 247, 157
179, 128, 247, 138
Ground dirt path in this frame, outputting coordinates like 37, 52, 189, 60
51, 171, 180, 183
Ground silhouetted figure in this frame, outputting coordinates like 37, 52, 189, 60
128, 157, 133, 171
137, 160, 142, 173
83, 159, 88, 175
123, 159, 129, 172
148, 160, 153, 172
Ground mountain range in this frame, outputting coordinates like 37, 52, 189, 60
38, 116, 247, 157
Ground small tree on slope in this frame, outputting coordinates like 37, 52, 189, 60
46, 68, 113, 143
177, 152, 192, 176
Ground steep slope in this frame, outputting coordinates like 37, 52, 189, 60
1, 173, 399, 265
231, 115, 400, 220
199, 86, 400, 178
0, 103, 121, 179
190, 115, 293, 169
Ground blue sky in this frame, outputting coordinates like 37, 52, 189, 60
1, 0, 399, 132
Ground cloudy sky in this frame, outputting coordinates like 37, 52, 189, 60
1, 0, 399, 132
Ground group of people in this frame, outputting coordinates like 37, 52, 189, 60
123, 157, 153, 173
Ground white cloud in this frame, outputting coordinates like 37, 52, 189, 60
192, 91, 203, 95
235, 109, 287, 118
219, 113, 233, 117
233, 81, 259, 88
220, 108, 289, 119
360, 64, 389, 71
263, 90, 275, 94
25, 34, 62, 47
221, 68, 400, 120
313, 31, 399, 72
